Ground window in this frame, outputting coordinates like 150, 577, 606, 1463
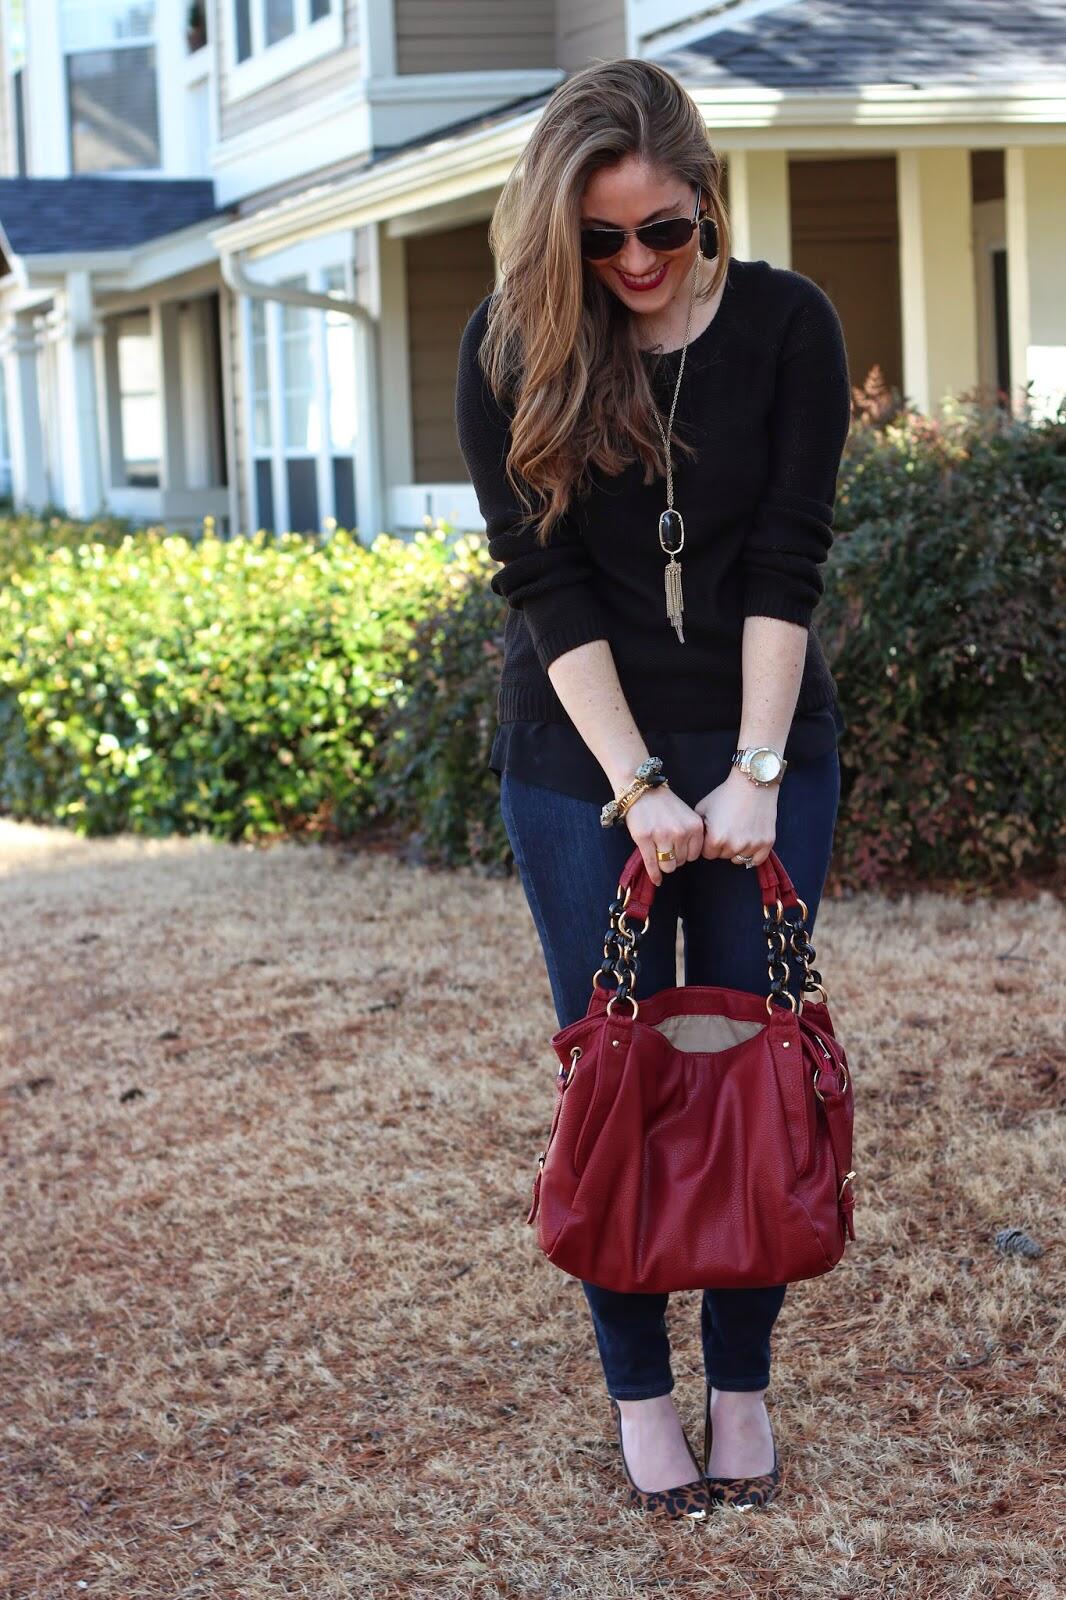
60, 1, 159, 173
116, 312, 162, 487
234, 0, 334, 62
266, 0, 294, 47
249, 299, 275, 530
5, 1, 27, 175
279, 275, 320, 532
229, 0, 340, 99
279, 277, 320, 454
243, 260, 357, 535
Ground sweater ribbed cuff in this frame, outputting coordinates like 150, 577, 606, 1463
524, 603, 611, 672
741, 580, 817, 630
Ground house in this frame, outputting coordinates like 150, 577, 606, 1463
0, 0, 1063, 539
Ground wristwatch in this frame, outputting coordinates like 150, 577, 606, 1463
730, 745, 788, 787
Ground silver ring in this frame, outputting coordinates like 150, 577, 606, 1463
732, 853, 755, 867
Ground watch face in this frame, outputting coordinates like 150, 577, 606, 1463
749, 748, 782, 783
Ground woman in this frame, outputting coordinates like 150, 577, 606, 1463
454, 58, 852, 1522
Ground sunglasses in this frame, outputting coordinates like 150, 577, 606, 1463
580, 185, 703, 262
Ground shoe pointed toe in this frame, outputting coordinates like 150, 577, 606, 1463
610, 1397, 712, 1522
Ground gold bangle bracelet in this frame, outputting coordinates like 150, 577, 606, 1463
616, 776, 669, 820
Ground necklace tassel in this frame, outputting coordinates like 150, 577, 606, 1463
664, 557, 685, 643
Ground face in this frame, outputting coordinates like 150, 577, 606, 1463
579, 155, 704, 315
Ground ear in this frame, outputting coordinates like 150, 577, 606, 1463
699, 216, 719, 259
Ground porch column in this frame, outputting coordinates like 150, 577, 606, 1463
54, 271, 105, 516
178, 297, 224, 489
154, 300, 186, 492
354, 224, 385, 541
1005, 146, 1066, 421
100, 319, 126, 492
726, 150, 791, 267
3, 312, 49, 508
377, 228, 413, 496
896, 148, 979, 415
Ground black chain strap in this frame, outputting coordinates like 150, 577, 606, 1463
592, 889, 649, 1017
784, 901, 828, 1004
594, 875, 828, 1021
762, 906, 795, 1010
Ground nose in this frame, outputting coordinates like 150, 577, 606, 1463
615, 236, 661, 273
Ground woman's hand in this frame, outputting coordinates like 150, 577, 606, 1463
623, 784, 706, 886
693, 767, 779, 867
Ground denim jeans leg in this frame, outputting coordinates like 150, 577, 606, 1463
677, 746, 841, 1391
498, 771, 684, 1399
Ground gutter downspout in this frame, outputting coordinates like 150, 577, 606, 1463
219, 247, 384, 544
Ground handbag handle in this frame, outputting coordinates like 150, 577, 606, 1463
616, 843, 801, 923
594, 844, 825, 1017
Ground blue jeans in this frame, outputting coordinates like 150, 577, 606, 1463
499, 744, 841, 1400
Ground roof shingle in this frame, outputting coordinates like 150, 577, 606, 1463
0, 177, 232, 258
655, 0, 1066, 91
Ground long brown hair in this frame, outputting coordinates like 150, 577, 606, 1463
478, 57, 732, 546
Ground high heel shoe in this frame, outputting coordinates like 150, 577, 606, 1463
702, 1382, 782, 1510
609, 1397, 711, 1521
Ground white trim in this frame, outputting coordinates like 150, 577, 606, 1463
157, 0, 192, 176
369, 70, 564, 105
388, 482, 482, 533
627, 0, 799, 56
23, 0, 67, 174
356, 0, 395, 78
225, 1, 343, 105
210, 80, 1066, 260
182, 44, 211, 89
377, 228, 412, 491
15, 216, 232, 296
107, 484, 231, 523
217, 285, 241, 537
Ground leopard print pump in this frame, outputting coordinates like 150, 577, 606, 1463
609, 1397, 711, 1521
702, 1382, 782, 1510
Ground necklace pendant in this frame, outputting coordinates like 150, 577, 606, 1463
659, 507, 684, 555
664, 555, 685, 643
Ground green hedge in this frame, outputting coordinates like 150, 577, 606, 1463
0, 522, 485, 839
0, 398, 1062, 886
822, 403, 1064, 884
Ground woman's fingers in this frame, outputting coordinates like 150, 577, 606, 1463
625, 790, 706, 885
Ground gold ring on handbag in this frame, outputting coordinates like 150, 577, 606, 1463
656, 847, 676, 862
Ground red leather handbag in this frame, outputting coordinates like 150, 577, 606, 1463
525, 844, 857, 1293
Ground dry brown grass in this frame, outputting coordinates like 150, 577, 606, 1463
1, 817, 1063, 1600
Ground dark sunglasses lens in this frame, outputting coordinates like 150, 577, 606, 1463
640, 218, 695, 251
580, 229, 625, 260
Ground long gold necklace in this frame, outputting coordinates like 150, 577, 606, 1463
650, 246, 702, 644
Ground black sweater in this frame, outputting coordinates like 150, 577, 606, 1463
454, 255, 852, 745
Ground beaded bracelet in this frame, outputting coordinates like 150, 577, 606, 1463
599, 756, 670, 829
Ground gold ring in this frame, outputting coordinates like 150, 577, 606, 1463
656, 847, 676, 862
